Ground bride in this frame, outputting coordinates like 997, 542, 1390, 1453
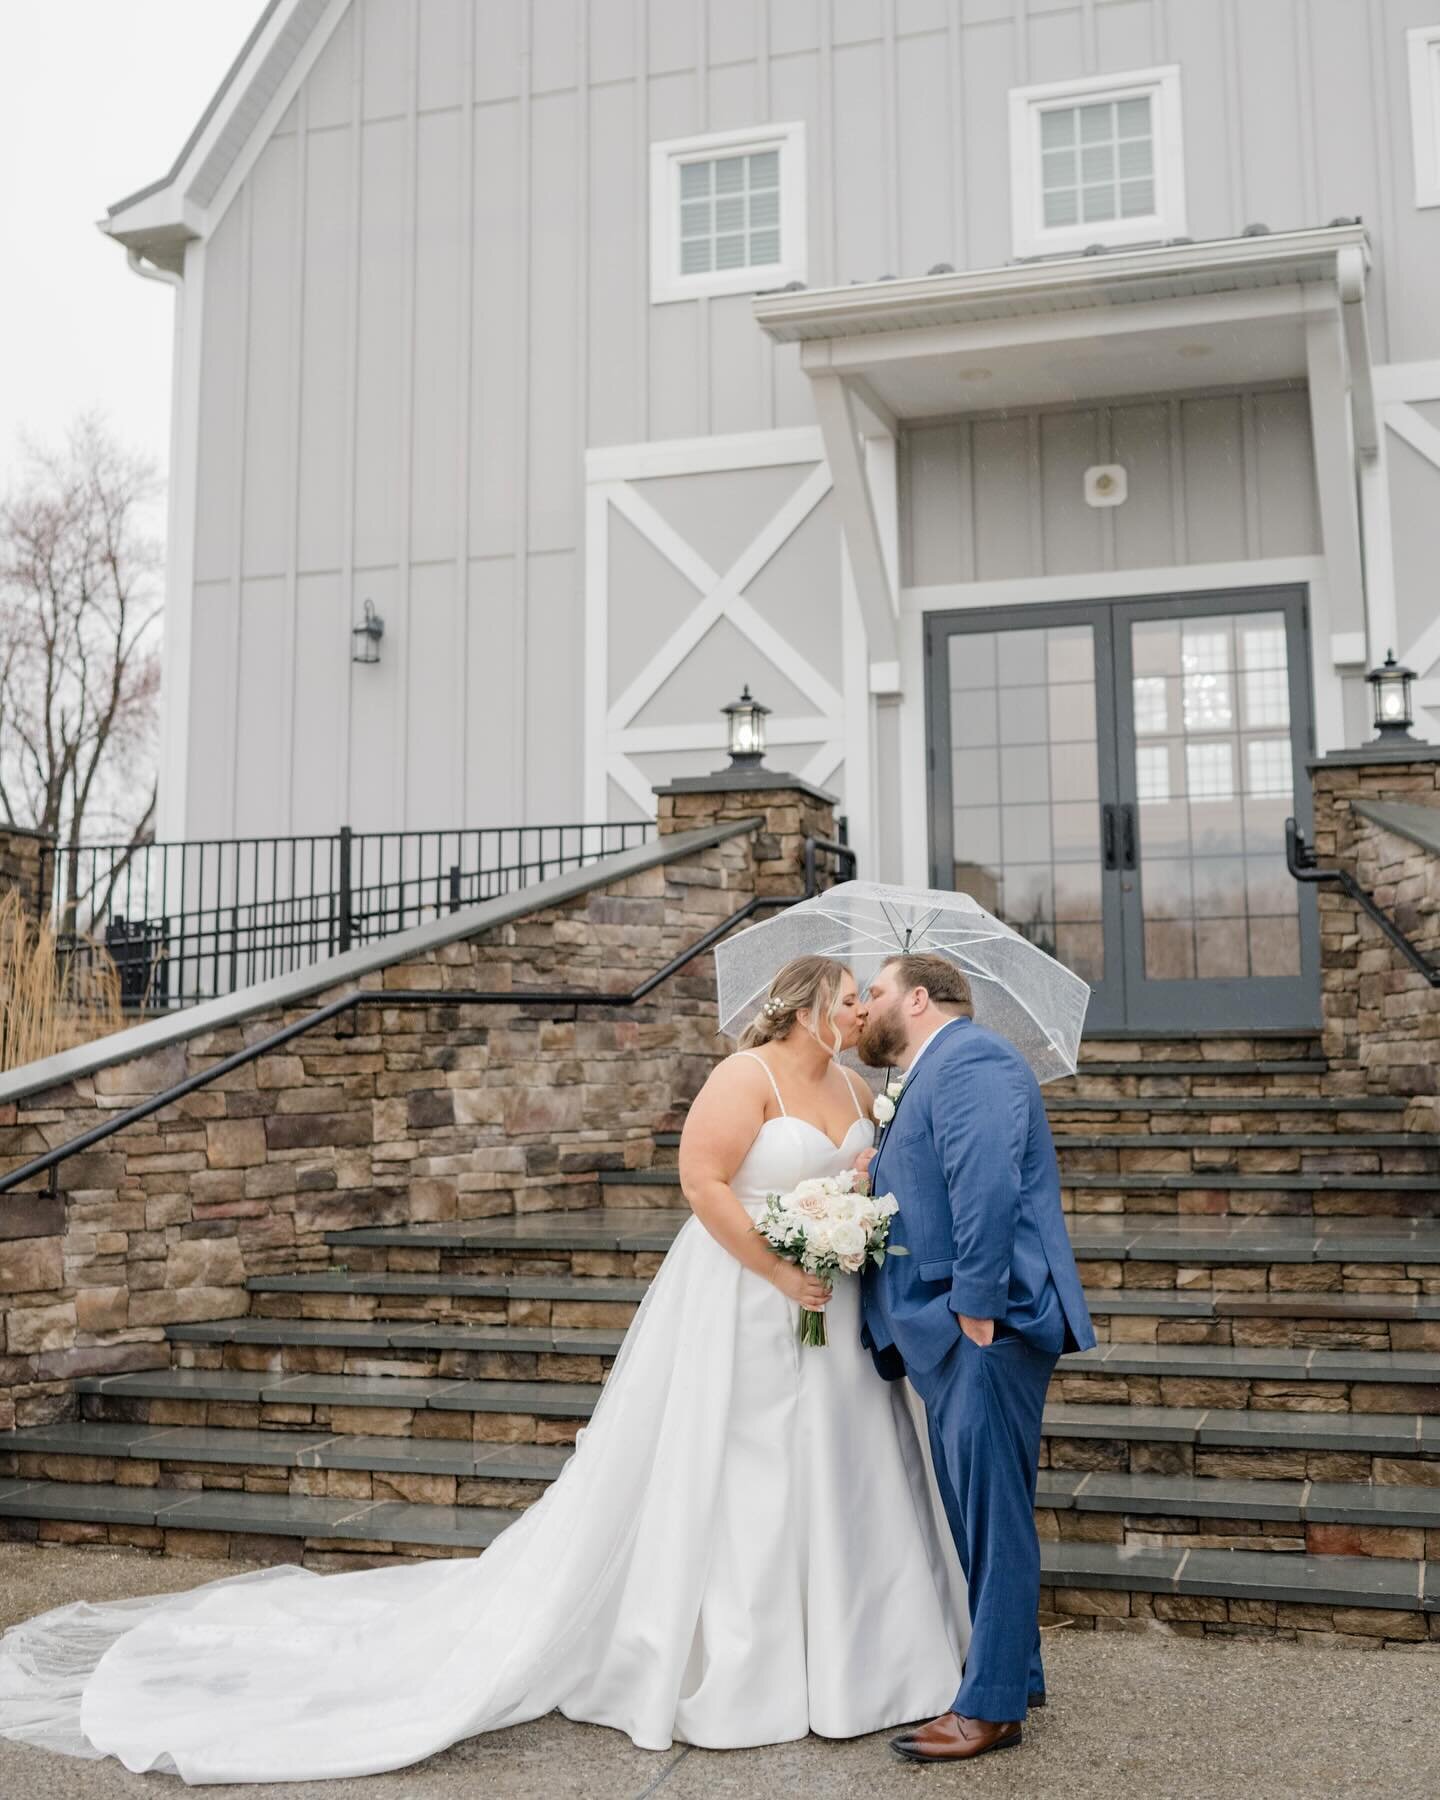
0, 955, 967, 1784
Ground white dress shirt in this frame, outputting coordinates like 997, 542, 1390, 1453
898, 1013, 963, 1080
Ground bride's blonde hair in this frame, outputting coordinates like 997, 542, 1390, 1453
737, 955, 852, 1053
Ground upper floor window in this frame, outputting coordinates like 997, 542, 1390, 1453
1009, 67, 1185, 258
1409, 24, 1440, 208
650, 123, 806, 304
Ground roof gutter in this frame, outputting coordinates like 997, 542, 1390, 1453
753, 222, 1372, 344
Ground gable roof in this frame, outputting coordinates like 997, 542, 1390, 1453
102, 0, 341, 272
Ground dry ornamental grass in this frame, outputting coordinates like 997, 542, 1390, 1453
0, 886, 125, 1071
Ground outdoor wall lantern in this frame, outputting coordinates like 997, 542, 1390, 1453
723, 685, 770, 769
351, 598, 384, 665
1367, 649, 1417, 743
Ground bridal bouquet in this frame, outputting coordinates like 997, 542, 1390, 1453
755, 1171, 906, 1348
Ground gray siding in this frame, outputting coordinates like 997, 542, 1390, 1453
902, 388, 1321, 587
176, 0, 1440, 838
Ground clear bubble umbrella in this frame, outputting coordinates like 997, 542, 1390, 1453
713, 879, 1090, 1083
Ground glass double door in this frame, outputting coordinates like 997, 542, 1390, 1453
925, 588, 1319, 1032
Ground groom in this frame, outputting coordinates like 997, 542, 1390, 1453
856, 953, 1094, 1763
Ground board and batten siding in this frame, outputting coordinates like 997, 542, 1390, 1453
176, 0, 1440, 840
901, 387, 1321, 587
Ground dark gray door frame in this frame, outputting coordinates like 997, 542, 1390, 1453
924, 584, 1321, 1034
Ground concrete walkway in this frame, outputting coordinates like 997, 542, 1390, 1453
1, 1545, 1435, 1799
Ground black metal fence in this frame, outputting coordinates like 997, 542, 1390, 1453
42, 822, 655, 1012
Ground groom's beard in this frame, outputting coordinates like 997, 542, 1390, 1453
857, 1010, 907, 1068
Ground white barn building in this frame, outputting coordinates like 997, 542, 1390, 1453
105, 0, 1440, 1033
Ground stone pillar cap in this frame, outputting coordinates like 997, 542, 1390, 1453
653, 768, 839, 806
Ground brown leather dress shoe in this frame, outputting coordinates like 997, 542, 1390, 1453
889, 1711, 1022, 1762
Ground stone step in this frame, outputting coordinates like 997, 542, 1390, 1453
0, 1477, 513, 1556
1041, 1401, 1440, 1482
75, 1366, 602, 1445
5, 1424, 1437, 1559
1055, 1342, 1440, 1414
1083, 1289, 1440, 1352
19, 1399, 1440, 1495
1071, 1216, 1440, 1282
246, 1270, 649, 1329
605, 1165, 1439, 1200
0, 1420, 569, 1510
1045, 1096, 1407, 1114
1050, 1132, 1435, 1150
0, 1480, 1434, 1636
165, 1317, 624, 1383
1039, 1541, 1437, 1639
325, 1212, 1440, 1297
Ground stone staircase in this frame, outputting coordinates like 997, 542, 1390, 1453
3, 1032, 1440, 1646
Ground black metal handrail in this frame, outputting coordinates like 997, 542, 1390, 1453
1285, 817, 1440, 987
0, 835, 846, 1199
803, 830, 857, 895
41, 821, 655, 1012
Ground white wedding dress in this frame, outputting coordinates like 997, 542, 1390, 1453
0, 1065, 968, 1784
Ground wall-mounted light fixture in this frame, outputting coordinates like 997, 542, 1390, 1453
351, 599, 384, 665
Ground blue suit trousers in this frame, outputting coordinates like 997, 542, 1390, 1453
909, 1325, 1057, 1722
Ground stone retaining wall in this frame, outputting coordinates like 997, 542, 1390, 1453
1311, 750, 1440, 1121
0, 799, 832, 1432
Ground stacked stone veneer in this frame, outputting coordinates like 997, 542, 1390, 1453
0, 824, 53, 940
0, 786, 835, 1431
1311, 750, 1440, 1123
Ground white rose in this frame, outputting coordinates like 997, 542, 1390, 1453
792, 1188, 828, 1219
872, 1094, 895, 1125
838, 1251, 867, 1273
829, 1221, 866, 1260
792, 1178, 831, 1200
805, 1221, 834, 1258
826, 1192, 860, 1224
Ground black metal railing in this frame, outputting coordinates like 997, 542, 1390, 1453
40, 822, 655, 1012
1285, 817, 1440, 987
0, 830, 849, 1201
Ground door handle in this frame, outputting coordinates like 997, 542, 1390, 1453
1120, 804, 1137, 870
1101, 804, 1118, 871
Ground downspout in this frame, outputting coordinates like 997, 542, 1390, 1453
126, 246, 183, 292
123, 244, 188, 844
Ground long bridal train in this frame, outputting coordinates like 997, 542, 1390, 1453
0, 1113, 967, 1785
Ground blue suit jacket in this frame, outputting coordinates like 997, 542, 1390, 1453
860, 1017, 1096, 1379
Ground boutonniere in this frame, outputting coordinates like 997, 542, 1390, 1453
872, 1076, 906, 1127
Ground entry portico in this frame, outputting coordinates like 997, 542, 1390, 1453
756, 223, 1380, 1031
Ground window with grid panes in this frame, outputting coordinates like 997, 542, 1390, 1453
1039, 96, 1155, 230
678, 150, 782, 278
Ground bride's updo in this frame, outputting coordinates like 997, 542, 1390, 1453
737, 955, 851, 1050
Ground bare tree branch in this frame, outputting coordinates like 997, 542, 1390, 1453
0, 414, 162, 872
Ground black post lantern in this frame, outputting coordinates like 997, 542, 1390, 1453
723, 685, 770, 769
351, 598, 384, 665
1367, 649, 1417, 744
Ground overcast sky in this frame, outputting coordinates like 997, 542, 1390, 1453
0, 2, 260, 485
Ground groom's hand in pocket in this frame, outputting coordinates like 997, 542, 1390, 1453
957, 1314, 994, 1347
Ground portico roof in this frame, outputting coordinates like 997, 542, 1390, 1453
753, 223, 1373, 423
753, 223, 1377, 693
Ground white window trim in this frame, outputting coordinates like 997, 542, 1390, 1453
1008, 65, 1185, 259
649, 121, 807, 305
1408, 25, 1440, 208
